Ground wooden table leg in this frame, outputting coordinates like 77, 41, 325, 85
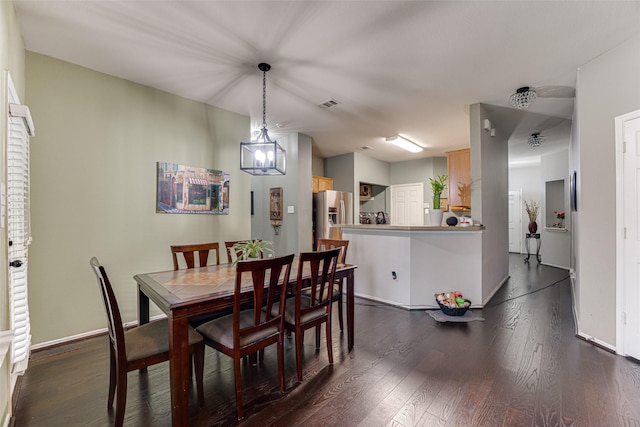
346, 270, 354, 351
169, 314, 190, 427
138, 286, 150, 325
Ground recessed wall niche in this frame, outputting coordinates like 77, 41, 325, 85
545, 179, 565, 228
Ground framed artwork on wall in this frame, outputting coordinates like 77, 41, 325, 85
156, 162, 229, 214
270, 187, 283, 220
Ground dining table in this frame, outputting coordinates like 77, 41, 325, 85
134, 258, 357, 427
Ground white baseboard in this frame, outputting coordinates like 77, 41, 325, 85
30, 314, 167, 351
482, 275, 510, 306
540, 261, 570, 270
576, 331, 617, 353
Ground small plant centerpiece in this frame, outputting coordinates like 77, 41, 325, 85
232, 239, 274, 265
429, 174, 448, 210
524, 200, 540, 233
428, 174, 448, 226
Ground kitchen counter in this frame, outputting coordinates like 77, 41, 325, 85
343, 224, 485, 231
342, 225, 484, 309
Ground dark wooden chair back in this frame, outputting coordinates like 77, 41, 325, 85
171, 242, 220, 270
90, 257, 126, 362
224, 241, 241, 264
316, 238, 349, 263
295, 248, 341, 316
286, 248, 341, 382
234, 254, 294, 346
315, 238, 349, 331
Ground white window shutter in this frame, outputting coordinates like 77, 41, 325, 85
8, 105, 33, 374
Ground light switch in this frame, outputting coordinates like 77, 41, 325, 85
287, 205, 295, 214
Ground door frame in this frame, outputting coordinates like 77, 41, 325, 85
508, 189, 523, 253
615, 108, 640, 356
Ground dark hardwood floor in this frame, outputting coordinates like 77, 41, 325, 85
13, 254, 640, 426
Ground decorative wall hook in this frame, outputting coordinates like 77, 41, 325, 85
271, 220, 281, 235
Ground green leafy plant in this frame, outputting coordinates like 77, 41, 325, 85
232, 239, 274, 265
429, 174, 448, 210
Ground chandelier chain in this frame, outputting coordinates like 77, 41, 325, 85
262, 69, 267, 128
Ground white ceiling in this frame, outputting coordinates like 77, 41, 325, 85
13, 1, 640, 164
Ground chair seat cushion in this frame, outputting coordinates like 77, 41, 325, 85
301, 282, 341, 301
196, 311, 279, 349
125, 319, 202, 363
280, 295, 327, 325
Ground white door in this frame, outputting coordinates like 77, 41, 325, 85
391, 183, 423, 225
508, 190, 522, 253
621, 112, 640, 359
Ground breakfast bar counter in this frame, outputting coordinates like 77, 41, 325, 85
341, 224, 485, 309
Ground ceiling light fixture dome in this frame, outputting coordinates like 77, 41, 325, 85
510, 86, 537, 109
385, 135, 423, 153
240, 63, 286, 175
527, 132, 544, 147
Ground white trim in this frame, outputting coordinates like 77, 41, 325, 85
576, 331, 617, 353
615, 111, 625, 354
614, 109, 640, 356
481, 275, 510, 306
353, 292, 484, 310
30, 314, 167, 351
540, 261, 569, 270
0, 331, 12, 368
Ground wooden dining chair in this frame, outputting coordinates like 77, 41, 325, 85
171, 242, 220, 270
284, 248, 341, 382
315, 238, 349, 332
195, 253, 294, 421
224, 241, 242, 264
89, 257, 205, 427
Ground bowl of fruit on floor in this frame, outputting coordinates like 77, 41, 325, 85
434, 291, 471, 316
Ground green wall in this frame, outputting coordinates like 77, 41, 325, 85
26, 52, 251, 345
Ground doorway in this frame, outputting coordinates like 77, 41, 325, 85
508, 189, 522, 253
616, 109, 640, 360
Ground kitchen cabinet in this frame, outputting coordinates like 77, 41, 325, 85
446, 148, 471, 210
312, 176, 333, 193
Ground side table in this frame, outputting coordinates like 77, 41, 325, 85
524, 233, 541, 263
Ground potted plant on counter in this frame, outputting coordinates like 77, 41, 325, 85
429, 174, 448, 226
232, 239, 274, 265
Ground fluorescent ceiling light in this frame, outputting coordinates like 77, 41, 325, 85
385, 135, 423, 153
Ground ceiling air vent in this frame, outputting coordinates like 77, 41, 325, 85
318, 98, 341, 108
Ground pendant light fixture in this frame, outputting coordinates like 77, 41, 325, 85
509, 86, 537, 109
240, 63, 286, 175
527, 132, 544, 147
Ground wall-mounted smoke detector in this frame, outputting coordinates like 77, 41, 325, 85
318, 98, 341, 108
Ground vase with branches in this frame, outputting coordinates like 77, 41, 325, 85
524, 200, 540, 233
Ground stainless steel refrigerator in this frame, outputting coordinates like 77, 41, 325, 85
313, 190, 353, 246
